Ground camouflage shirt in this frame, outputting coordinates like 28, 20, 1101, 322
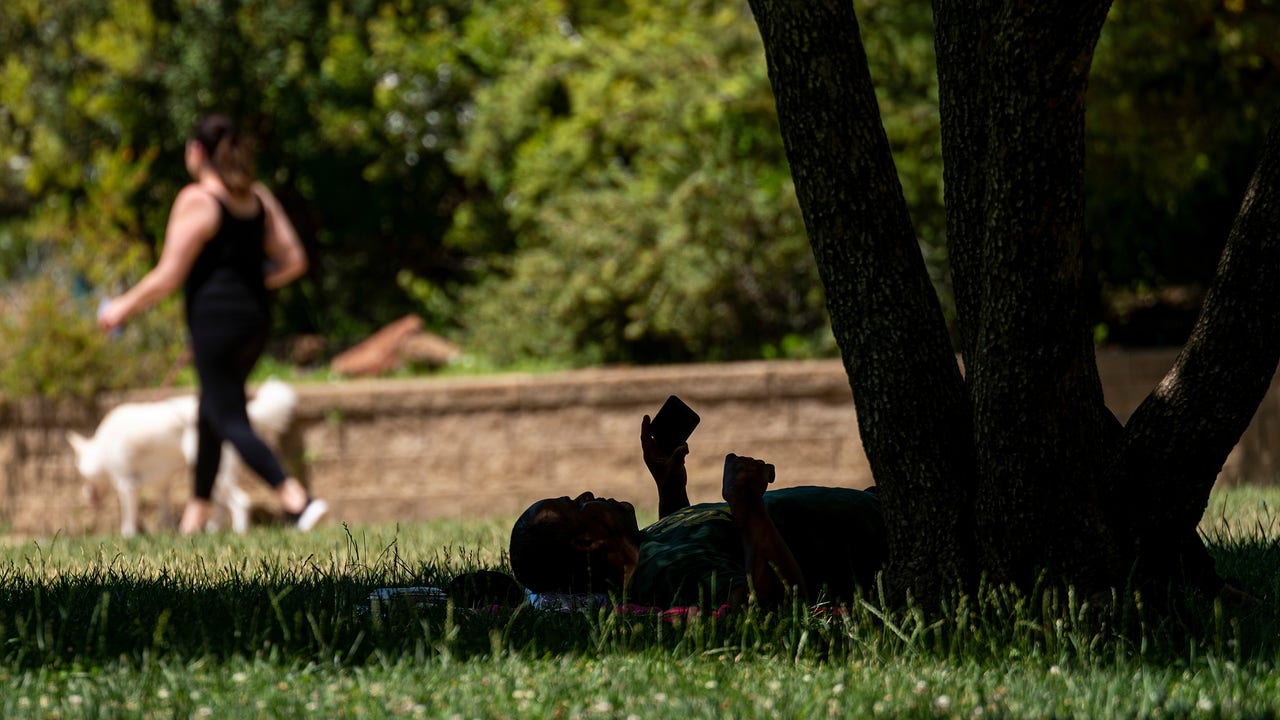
625, 486, 886, 607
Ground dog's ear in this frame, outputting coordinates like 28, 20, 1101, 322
67, 431, 90, 456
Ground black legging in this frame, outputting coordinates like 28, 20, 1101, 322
190, 312, 287, 501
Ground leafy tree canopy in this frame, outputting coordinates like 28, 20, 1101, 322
0, 0, 1275, 396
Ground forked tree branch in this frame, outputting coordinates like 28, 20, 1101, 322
1118, 112, 1280, 541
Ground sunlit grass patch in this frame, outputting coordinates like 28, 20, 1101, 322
0, 489, 1276, 717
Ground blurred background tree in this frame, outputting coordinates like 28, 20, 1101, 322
0, 0, 1275, 396
1086, 0, 1280, 345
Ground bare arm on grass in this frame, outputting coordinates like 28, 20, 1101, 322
723, 453, 806, 607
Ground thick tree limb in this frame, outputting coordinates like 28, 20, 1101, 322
1118, 113, 1280, 568
936, 0, 1118, 585
931, 0, 996, 363
746, 0, 974, 598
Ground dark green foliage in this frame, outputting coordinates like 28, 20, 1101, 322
0, 0, 1274, 394
1087, 0, 1280, 342
447, 0, 942, 365
0, 276, 182, 398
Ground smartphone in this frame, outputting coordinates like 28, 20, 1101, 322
649, 395, 700, 454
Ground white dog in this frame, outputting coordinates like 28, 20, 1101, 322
67, 379, 298, 536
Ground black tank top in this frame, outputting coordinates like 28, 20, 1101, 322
184, 195, 270, 318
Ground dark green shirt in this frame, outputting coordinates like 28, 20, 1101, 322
625, 486, 886, 607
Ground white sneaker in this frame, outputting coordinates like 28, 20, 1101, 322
296, 499, 329, 531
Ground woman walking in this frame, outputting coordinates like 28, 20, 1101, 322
99, 114, 327, 533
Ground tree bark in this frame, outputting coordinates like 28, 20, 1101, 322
746, 0, 975, 601
1115, 116, 1280, 590
747, 0, 1280, 603
938, 0, 1119, 588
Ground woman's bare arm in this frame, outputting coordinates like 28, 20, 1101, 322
99, 186, 219, 330
255, 182, 308, 290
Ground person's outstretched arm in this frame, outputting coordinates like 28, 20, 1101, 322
255, 182, 308, 290
98, 187, 220, 331
640, 415, 690, 518
722, 453, 806, 607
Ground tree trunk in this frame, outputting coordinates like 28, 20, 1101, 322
746, 0, 1280, 604
934, 0, 1119, 590
747, 0, 976, 601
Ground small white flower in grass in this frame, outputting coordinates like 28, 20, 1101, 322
914, 680, 928, 695
653, 693, 668, 703
1197, 697, 1214, 712
704, 680, 718, 689
934, 695, 952, 713
768, 680, 781, 692
594, 700, 613, 713
972, 706, 984, 717
833, 683, 845, 695
1049, 665, 1061, 676
512, 690, 535, 700
232, 672, 248, 683
195, 708, 213, 718
157, 689, 170, 700
68, 695, 83, 706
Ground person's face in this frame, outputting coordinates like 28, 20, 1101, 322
538, 491, 640, 546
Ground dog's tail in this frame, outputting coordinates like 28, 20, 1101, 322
248, 378, 298, 435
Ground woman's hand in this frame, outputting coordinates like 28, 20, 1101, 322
97, 298, 129, 333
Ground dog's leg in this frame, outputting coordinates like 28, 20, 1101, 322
215, 445, 251, 534
155, 470, 175, 532
115, 477, 139, 538
226, 485, 251, 534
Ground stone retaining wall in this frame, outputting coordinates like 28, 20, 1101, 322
3, 350, 1278, 537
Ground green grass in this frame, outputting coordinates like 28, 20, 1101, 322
2, 491, 1280, 718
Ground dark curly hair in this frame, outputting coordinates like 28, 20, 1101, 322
509, 502, 615, 594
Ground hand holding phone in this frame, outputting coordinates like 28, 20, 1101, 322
648, 395, 700, 455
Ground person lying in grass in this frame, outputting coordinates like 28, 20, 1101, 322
509, 417, 887, 609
